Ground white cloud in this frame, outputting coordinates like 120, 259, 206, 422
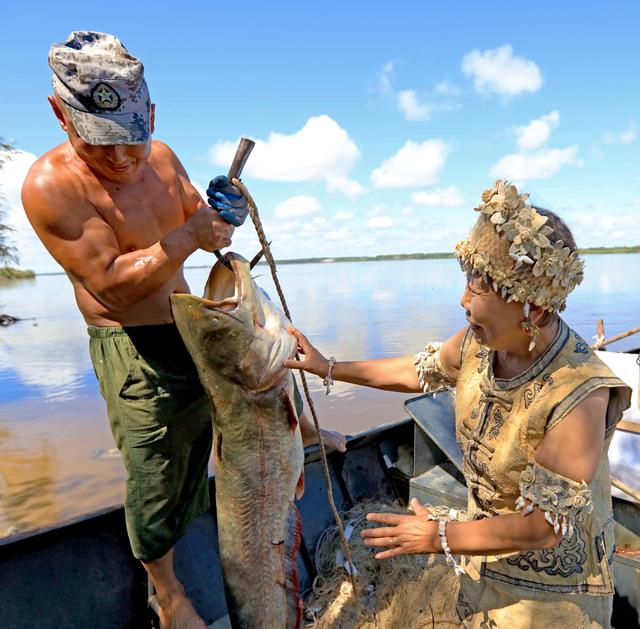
491, 147, 581, 180
462, 45, 542, 97
370, 139, 450, 189
273, 195, 321, 219
368, 205, 386, 217
400, 207, 413, 216
411, 186, 464, 208
368, 216, 394, 229
333, 210, 354, 221
326, 176, 367, 200
209, 115, 360, 182
372, 290, 393, 301
570, 210, 640, 247
434, 81, 460, 96
378, 60, 396, 93
397, 89, 432, 121
516, 111, 559, 151
325, 227, 351, 241
603, 125, 636, 144
492, 111, 580, 181
597, 214, 635, 230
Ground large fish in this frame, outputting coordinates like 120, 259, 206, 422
170, 253, 305, 628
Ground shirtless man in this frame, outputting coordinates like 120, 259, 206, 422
22, 31, 344, 628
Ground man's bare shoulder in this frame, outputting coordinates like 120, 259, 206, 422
149, 140, 203, 212
148, 140, 184, 171
24, 143, 73, 186
22, 143, 89, 218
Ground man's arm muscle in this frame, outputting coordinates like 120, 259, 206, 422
22, 162, 208, 311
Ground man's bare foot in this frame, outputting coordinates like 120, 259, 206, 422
303, 428, 347, 453
156, 590, 207, 629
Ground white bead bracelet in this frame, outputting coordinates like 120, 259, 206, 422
438, 518, 465, 576
323, 357, 336, 395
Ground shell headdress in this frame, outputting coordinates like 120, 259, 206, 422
455, 180, 584, 312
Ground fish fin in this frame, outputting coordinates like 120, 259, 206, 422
295, 469, 305, 500
284, 503, 303, 629
280, 388, 299, 432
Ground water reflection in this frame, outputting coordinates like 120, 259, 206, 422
0, 422, 58, 536
0, 255, 638, 536
0, 274, 90, 400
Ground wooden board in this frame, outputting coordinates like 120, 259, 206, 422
618, 420, 640, 435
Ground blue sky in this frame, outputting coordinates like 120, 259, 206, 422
1, 1, 639, 272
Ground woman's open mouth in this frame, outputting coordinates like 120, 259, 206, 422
467, 318, 482, 332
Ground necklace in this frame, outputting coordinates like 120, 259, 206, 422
501, 350, 513, 370
499, 349, 533, 376
499, 350, 517, 375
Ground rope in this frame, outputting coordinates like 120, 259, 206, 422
233, 177, 359, 598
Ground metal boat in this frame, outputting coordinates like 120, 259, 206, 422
1, 387, 638, 628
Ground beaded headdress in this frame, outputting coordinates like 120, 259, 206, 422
455, 180, 584, 312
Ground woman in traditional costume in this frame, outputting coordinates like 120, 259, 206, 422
285, 181, 631, 628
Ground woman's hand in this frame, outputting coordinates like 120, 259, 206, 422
284, 326, 330, 378
361, 498, 440, 560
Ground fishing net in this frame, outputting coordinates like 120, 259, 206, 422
304, 501, 460, 628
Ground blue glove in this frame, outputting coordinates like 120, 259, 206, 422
207, 175, 248, 227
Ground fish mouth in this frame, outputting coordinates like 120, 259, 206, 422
192, 252, 296, 390
201, 252, 266, 326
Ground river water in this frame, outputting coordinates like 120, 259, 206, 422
1, 254, 639, 537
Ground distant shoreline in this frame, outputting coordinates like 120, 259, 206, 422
6, 245, 640, 277
0, 267, 35, 280
254, 245, 640, 266
206, 245, 640, 268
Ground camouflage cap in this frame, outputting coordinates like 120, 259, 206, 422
48, 31, 150, 145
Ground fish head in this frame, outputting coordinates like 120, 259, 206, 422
170, 253, 297, 391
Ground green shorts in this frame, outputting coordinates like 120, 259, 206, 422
89, 324, 213, 561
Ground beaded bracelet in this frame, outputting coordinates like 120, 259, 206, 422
323, 357, 336, 395
438, 518, 465, 576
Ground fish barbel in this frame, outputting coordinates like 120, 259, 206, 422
170, 253, 304, 628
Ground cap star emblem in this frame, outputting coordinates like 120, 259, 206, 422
91, 82, 120, 110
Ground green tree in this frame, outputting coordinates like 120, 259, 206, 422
0, 138, 19, 267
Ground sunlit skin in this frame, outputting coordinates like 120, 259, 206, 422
285, 272, 608, 560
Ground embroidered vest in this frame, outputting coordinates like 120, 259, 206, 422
455, 319, 631, 595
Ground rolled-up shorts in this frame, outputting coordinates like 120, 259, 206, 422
89, 324, 213, 561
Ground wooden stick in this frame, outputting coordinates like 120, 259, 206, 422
227, 137, 255, 180
617, 420, 640, 435
594, 319, 606, 349
589, 325, 640, 350
611, 475, 640, 504
213, 138, 256, 269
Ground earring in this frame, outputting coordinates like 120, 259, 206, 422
521, 317, 539, 351
521, 302, 539, 351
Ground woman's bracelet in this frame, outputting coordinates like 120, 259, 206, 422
438, 518, 465, 576
322, 357, 336, 395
